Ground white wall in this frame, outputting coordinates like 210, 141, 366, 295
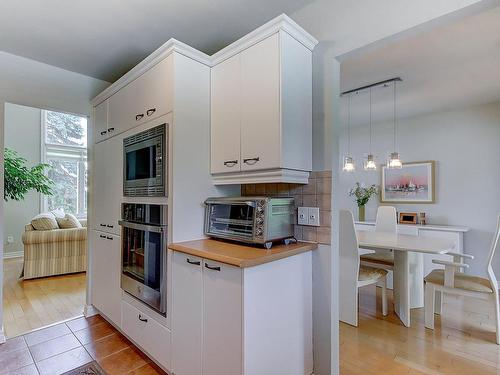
338, 101, 500, 277
0, 51, 109, 340
4, 103, 42, 256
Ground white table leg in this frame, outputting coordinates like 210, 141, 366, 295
393, 250, 410, 327
409, 252, 424, 308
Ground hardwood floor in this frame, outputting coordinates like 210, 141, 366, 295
341, 285, 500, 374
3, 257, 86, 338
0, 315, 166, 374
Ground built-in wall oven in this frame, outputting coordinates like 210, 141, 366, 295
123, 124, 167, 197
119, 203, 168, 315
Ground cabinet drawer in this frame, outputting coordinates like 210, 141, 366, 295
108, 56, 173, 135
121, 301, 172, 370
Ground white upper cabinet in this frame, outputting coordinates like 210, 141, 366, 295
210, 21, 317, 185
211, 54, 242, 174
105, 55, 174, 140
93, 99, 109, 143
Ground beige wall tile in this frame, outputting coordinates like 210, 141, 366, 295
293, 195, 303, 206
265, 183, 278, 195
320, 210, 331, 228
303, 194, 317, 207
317, 194, 331, 210
316, 178, 332, 195
277, 183, 291, 196
303, 227, 317, 242
294, 225, 303, 241
255, 184, 266, 195
317, 227, 331, 244
302, 180, 316, 195
245, 184, 256, 195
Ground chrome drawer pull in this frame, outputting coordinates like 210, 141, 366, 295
243, 157, 260, 165
99, 234, 106, 239
100, 130, 107, 135
205, 263, 221, 272
138, 314, 148, 322
224, 160, 238, 167
136, 114, 144, 121
146, 108, 156, 116
187, 259, 201, 266
107, 127, 115, 133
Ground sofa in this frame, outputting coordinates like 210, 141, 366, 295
21, 218, 87, 279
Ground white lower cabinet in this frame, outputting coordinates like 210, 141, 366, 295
121, 300, 172, 371
91, 231, 122, 325
172, 250, 312, 375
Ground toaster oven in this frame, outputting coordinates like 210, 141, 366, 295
204, 197, 295, 249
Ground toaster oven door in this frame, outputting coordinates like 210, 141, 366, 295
205, 202, 256, 240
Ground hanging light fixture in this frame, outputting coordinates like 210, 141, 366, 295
343, 94, 355, 172
364, 88, 377, 171
388, 80, 402, 169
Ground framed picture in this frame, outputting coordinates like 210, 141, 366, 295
381, 161, 435, 204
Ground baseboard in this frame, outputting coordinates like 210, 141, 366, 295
84, 304, 99, 318
3, 251, 23, 259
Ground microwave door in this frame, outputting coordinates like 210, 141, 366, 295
125, 138, 159, 186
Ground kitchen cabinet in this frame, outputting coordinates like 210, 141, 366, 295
108, 56, 173, 137
91, 230, 121, 326
93, 100, 110, 143
122, 300, 172, 371
211, 29, 317, 184
171, 249, 311, 375
92, 136, 122, 235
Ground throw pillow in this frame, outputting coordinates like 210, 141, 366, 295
57, 213, 82, 229
51, 208, 65, 219
31, 213, 59, 230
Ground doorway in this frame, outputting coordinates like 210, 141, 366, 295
3, 102, 88, 337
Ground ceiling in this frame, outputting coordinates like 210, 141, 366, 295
0, 0, 313, 82
340, 5, 500, 125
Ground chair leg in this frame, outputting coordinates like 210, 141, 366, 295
381, 276, 388, 316
493, 292, 500, 345
435, 290, 442, 315
424, 283, 435, 330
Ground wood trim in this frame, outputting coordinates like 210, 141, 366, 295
169, 239, 317, 268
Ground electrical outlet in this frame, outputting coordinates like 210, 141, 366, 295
297, 207, 308, 225
308, 207, 320, 227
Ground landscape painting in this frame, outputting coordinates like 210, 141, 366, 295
381, 161, 435, 203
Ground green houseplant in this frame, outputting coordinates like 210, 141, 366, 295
4, 148, 54, 201
349, 182, 378, 221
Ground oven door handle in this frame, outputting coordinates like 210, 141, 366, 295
118, 220, 166, 233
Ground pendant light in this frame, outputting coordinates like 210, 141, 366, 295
364, 88, 377, 171
343, 94, 355, 172
388, 80, 402, 169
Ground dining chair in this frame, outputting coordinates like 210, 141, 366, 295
340, 209, 388, 327
360, 206, 397, 270
424, 215, 500, 344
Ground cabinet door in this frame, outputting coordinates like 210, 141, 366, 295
92, 137, 122, 235
91, 231, 122, 326
211, 54, 241, 174
93, 100, 108, 143
240, 33, 280, 171
203, 260, 242, 375
172, 252, 203, 375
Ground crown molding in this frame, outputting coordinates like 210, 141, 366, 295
91, 14, 318, 106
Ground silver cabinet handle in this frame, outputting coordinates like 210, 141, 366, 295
107, 127, 115, 133
100, 130, 107, 135
99, 224, 106, 227
138, 314, 148, 322
205, 263, 221, 271
136, 114, 144, 121
146, 108, 156, 116
243, 157, 260, 165
224, 160, 238, 167
99, 234, 106, 239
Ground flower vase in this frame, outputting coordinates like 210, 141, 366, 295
358, 205, 365, 222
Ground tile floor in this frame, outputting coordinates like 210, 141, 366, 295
0, 314, 166, 375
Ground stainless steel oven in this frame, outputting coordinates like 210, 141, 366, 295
204, 197, 295, 249
123, 124, 167, 197
119, 203, 168, 315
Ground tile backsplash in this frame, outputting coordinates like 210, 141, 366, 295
241, 171, 332, 245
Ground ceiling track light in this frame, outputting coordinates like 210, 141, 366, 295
343, 94, 355, 172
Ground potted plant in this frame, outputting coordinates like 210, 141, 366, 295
349, 182, 378, 221
4, 148, 54, 201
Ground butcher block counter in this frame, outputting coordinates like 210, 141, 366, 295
169, 239, 317, 268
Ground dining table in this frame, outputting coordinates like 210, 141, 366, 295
356, 230, 456, 327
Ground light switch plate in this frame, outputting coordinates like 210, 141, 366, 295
297, 207, 308, 225
308, 207, 320, 227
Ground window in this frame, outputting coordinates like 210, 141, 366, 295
42, 110, 88, 217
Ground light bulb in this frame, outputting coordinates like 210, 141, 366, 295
343, 156, 355, 172
388, 152, 402, 169
364, 154, 377, 171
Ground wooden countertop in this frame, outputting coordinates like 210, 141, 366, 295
169, 239, 317, 268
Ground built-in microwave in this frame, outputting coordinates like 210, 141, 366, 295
123, 124, 167, 197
